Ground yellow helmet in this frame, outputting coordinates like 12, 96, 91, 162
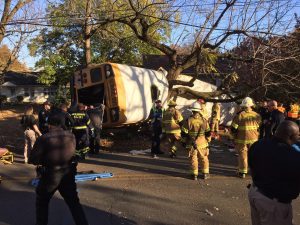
168, 100, 177, 106
190, 102, 202, 112
240, 97, 254, 107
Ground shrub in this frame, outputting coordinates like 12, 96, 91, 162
0, 95, 7, 103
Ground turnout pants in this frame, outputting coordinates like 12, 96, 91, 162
189, 147, 209, 175
248, 185, 292, 225
211, 120, 219, 132
73, 129, 90, 158
235, 143, 252, 174
36, 164, 88, 225
165, 133, 181, 155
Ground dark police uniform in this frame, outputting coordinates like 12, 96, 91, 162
29, 126, 88, 225
264, 109, 285, 138
248, 137, 300, 225
38, 108, 50, 134
149, 106, 163, 156
70, 109, 91, 159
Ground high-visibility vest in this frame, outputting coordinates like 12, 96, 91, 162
231, 109, 261, 145
287, 104, 299, 119
162, 108, 183, 134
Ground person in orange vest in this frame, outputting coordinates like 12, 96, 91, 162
231, 97, 261, 178
162, 100, 183, 158
287, 102, 299, 122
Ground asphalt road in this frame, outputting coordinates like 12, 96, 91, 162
1, 146, 300, 225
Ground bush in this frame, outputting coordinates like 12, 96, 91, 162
0, 95, 7, 103
16, 95, 24, 103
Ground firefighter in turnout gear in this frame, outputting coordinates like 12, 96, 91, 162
231, 97, 261, 178
70, 103, 91, 159
162, 100, 183, 158
210, 102, 221, 139
182, 102, 211, 180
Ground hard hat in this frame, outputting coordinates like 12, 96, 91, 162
168, 100, 177, 106
190, 102, 202, 112
240, 97, 254, 107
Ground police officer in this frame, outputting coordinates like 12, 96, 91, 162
162, 100, 183, 158
182, 102, 211, 180
70, 103, 91, 159
29, 113, 89, 225
149, 100, 164, 158
38, 101, 51, 134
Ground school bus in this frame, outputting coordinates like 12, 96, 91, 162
71, 63, 169, 127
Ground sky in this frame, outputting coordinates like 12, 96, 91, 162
2, 0, 300, 69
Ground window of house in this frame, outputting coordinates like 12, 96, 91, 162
10, 87, 15, 96
150, 85, 160, 101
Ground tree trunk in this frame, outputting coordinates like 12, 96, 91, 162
84, 0, 92, 66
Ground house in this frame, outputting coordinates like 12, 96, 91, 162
142, 55, 238, 126
0, 71, 57, 103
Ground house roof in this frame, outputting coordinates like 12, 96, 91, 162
3, 71, 40, 86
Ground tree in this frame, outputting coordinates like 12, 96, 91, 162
29, 0, 166, 85
0, 0, 41, 84
0, 0, 33, 44
99, 0, 297, 102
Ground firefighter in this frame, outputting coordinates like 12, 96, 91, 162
149, 100, 164, 158
182, 102, 211, 180
231, 97, 261, 178
162, 100, 183, 158
210, 102, 221, 139
70, 103, 91, 159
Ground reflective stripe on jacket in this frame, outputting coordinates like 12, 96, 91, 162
231, 109, 261, 144
182, 114, 210, 149
162, 107, 183, 134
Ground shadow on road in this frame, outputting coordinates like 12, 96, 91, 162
0, 185, 137, 225
84, 149, 238, 179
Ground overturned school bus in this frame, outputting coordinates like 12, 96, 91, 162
71, 63, 169, 127
71, 63, 237, 128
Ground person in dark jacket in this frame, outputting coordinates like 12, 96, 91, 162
21, 105, 42, 163
29, 113, 89, 225
264, 100, 285, 138
149, 100, 164, 158
248, 120, 300, 225
38, 101, 51, 134
258, 101, 269, 138
87, 104, 105, 154
70, 103, 91, 159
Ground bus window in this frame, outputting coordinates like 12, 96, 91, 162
151, 85, 160, 101
77, 83, 105, 106
90, 68, 103, 83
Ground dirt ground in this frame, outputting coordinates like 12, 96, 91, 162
0, 104, 153, 154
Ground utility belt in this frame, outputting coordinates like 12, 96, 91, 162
251, 184, 291, 204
